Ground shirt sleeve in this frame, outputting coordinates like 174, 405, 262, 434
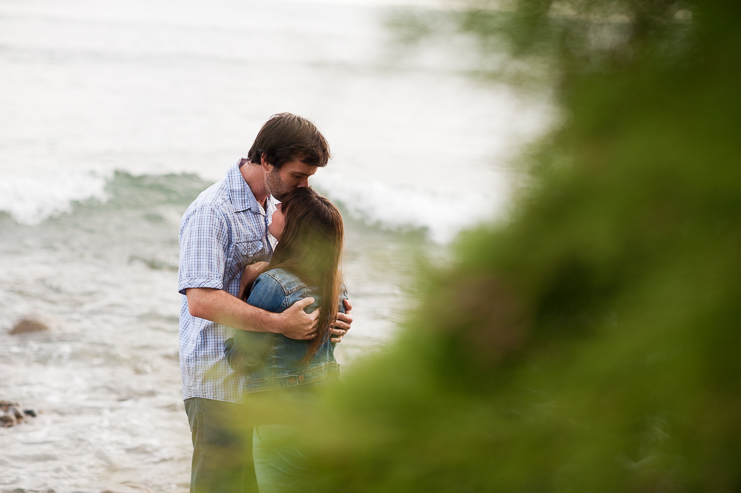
178, 203, 230, 295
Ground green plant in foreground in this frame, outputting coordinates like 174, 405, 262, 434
272, 0, 741, 491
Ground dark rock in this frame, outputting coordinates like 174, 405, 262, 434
10, 316, 53, 335
0, 400, 19, 411
1, 412, 17, 427
9, 406, 24, 420
0, 401, 37, 426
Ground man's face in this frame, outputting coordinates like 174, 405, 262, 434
265, 158, 318, 201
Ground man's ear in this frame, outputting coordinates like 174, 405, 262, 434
260, 153, 274, 173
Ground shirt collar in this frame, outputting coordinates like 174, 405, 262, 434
227, 159, 277, 217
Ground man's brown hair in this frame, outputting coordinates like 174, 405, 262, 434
247, 113, 330, 169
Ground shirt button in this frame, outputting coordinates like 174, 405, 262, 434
298, 376, 305, 382
288, 377, 296, 385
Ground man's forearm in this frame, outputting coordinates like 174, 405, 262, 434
186, 288, 277, 333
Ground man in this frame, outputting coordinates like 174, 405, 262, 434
178, 113, 353, 493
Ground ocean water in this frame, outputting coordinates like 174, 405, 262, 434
0, 0, 550, 490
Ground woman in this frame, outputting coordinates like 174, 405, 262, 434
224, 186, 347, 492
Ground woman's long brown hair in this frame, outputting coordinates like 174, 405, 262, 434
243, 187, 344, 365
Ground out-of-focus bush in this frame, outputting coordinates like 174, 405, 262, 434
290, 0, 741, 490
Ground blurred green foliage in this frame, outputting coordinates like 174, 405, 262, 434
287, 0, 741, 490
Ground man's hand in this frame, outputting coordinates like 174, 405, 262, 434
330, 299, 353, 343
276, 297, 320, 340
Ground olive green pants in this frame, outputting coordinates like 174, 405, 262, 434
185, 397, 258, 493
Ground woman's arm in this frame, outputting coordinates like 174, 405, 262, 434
239, 261, 269, 299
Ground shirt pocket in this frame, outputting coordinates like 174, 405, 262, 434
229, 239, 265, 276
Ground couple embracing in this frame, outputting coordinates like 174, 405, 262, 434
178, 113, 353, 492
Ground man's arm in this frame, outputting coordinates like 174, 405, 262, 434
186, 287, 318, 340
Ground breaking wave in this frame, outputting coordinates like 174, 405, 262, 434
0, 170, 507, 243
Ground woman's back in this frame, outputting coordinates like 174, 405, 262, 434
225, 268, 347, 394
228, 187, 348, 492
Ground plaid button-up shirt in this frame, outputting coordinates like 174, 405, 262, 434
178, 160, 277, 403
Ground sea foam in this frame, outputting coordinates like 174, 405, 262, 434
314, 173, 508, 244
0, 170, 110, 226
1, 169, 508, 243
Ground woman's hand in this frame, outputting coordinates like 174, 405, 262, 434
330, 299, 353, 343
239, 261, 269, 299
